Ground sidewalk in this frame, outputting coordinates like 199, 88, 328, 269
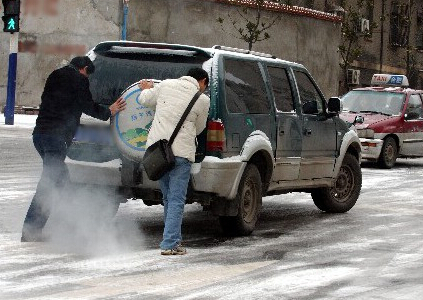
0, 114, 37, 128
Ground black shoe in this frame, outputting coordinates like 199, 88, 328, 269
21, 233, 44, 242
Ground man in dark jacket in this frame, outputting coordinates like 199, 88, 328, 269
21, 56, 126, 242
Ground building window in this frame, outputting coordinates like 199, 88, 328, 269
365, 0, 374, 27
390, 1, 410, 47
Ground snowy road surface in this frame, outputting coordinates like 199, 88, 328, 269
0, 115, 422, 299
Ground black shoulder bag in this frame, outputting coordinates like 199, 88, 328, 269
143, 91, 202, 181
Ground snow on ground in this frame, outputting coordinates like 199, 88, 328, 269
0, 114, 37, 128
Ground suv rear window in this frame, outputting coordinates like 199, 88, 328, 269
89, 46, 211, 105
224, 59, 269, 114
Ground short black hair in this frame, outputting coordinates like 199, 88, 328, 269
69, 56, 95, 74
187, 67, 209, 86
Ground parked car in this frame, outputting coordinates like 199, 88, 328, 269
340, 74, 423, 168
65, 41, 362, 235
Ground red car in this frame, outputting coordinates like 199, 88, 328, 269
341, 74, 423, 168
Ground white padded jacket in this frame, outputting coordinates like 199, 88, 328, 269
138, 76, 210, 162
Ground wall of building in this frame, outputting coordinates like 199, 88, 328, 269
0, 0, 121, 108
0, 0, 342, 109
343, 0, 423, 90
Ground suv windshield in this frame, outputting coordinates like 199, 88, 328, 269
341, 90, 405, 116
89, 45, 212, 105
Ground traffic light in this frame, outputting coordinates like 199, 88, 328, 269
2, 0, 20, 33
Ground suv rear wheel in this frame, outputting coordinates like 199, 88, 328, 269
219, 164, 262, 236
311, 153, 361, 213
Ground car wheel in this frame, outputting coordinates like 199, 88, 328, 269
219, 164, 262, 236
378, 137, 397, 169
311, 153, 361, 213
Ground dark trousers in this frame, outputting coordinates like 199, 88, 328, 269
22, 133, 69, 240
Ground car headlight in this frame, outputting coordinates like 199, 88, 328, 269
357, 128, 374, 138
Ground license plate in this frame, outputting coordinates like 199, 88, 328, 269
73, 125, 114, 146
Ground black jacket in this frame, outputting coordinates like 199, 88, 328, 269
33, 65, 111, 144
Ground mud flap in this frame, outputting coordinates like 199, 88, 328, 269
121, 156, 142, 186
210, 197, 239, 217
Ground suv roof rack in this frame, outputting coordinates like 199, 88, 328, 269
212, 45, 277, 59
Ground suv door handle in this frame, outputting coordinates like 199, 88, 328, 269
304, 128, 312, 136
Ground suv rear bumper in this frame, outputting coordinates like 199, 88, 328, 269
191, 156, 244, 199
360, 138, 383, 160
65, 157, 122, 186
65, 155, 245, 199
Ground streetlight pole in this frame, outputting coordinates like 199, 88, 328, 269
379, 0, 385, 72
121, 0, 129, 40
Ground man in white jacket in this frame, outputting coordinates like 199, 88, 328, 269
138, 68, 210, 255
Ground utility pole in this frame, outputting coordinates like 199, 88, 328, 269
379, 0, 385, 72
2, 0, 21, 125
406, 0, 411, 79
121, 0, 129, 40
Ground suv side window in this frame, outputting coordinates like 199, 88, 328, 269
406, 94, 423, 120
294, 70, 325, 114
267, 66, 295, 112
224, 59, 269, 114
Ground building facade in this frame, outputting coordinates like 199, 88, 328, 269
299, 0, 423, 92
1, 0, 342, 109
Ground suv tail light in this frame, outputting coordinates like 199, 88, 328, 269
206, 120, 225, 152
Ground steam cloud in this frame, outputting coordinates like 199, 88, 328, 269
42, 184, 143, 256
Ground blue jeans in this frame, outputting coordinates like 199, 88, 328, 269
22, 134, 69, 240
159, 157, 192, 250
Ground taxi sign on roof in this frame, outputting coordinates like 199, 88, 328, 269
371, 74, 409, 87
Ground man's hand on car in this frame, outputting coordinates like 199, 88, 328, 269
109, 97, 126, 116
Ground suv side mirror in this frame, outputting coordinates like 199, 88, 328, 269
302, 100, 318, 114
327, 97, 342, 114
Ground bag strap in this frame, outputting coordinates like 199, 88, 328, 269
168, 91, 202, 146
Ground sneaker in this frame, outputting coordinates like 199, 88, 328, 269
161, 245, 187, 255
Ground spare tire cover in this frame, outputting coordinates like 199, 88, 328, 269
111, 81, 158, 161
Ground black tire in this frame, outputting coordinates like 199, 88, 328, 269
219, 164, 262, 236
311, 153, 361, 213
378, 137, 398, 169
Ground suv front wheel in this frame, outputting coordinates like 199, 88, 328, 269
219, 164, 262, 236
311, 153, 361, 213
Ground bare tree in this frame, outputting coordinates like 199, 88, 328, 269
338, 0, 376, 92
217, 0, 282, 51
